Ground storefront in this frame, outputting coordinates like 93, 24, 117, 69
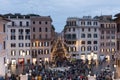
44, 58, 49, 62
93, 53, 98, 60
32, 58, 36, 64
27, 59, 30, 64
11, 59, 16, 65
106, 55, 110, 61
80, 54, 86, 60
87, 54, 91, 61
18, 58, 24, 64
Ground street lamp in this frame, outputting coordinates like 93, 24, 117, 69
114, 64, 117, 79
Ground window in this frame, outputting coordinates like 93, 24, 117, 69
101, 36, 104, 39
82, 28, 84, 32
33, 21, 35, 24
44, 49, 49, 54
19, 35, 24, 40
26, 50, 30, 55
3, 41, 5, 49
87, 46, 91, 51
100, 49, 104, 52
19, 29, 23, 35
101, 30, 104, 34
111, 31, 115, 34
20, 21, 22, 26
33, 34, 35, 39
106, 36, 110, 39
94, 28, 97, 32
39, 42, 43, 47
94, 41, 97, 44
11, 29, 15, 35
87, 21, 91, 25
33, 27, 35, 32
38, 49, 43, 54
111, 42, 115, 46
73, 47, 76, 52
26, 21, 29, 26
25, 29, 30, 35
72, 34, 76, 39
87, 34, 91, 38
3, 24, 5, 32
25, 35, 30, 40
106, 48, 110, 52
39, 21, 41, 24
81, 46, 85, 51
93, 46, 98, 51
25, 43, 30, 47
19, 43, 24, 47
106, 31, 110, 34
73, 28, 75, 32
44, 42, 49, 47
93, 22, 98, 25
87, 41, 91, 44
101, 24, 104, 28
112, 48, 115, 52
19, 50, 23, 56
12, 22, 15, 26
45, 21, 47, 24
69, 28, 71, 32
11, 50, 16, 56
39, 34, 41, 39
39, 28, 41, 32
111, 36, 115, 39
32, 42, 36, 47
81, 34, 85, 38
88, 28, 91, 31
93, 34, 97, 38
106, 42, 110, 46
100, 42, 104, 46
11, 43, 16, 47
11, 35, 16, 40
45, 28, 48, 32
81, 21, 85, 25
81, 41, 85, 44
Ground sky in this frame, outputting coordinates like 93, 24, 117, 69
0, 0, 120, 32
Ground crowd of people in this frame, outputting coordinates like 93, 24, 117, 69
3, 58, 116, 80
26, 59, 96, 80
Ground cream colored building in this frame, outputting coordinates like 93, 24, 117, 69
5, 14, 31, 65
64, 16, 100, 60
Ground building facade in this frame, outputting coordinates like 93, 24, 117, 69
114, 13, 120, 66
30, 16, 55, 64
0, 16, 9, 76
5, 14, 31, 65
95, 15, 117, 61
64, 16, 100, 60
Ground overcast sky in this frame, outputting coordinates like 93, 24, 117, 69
0, 0, 120, 32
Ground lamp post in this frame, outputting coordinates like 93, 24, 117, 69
114, 64, 117, 79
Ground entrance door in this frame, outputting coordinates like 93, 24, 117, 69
27, 59, 30, 64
